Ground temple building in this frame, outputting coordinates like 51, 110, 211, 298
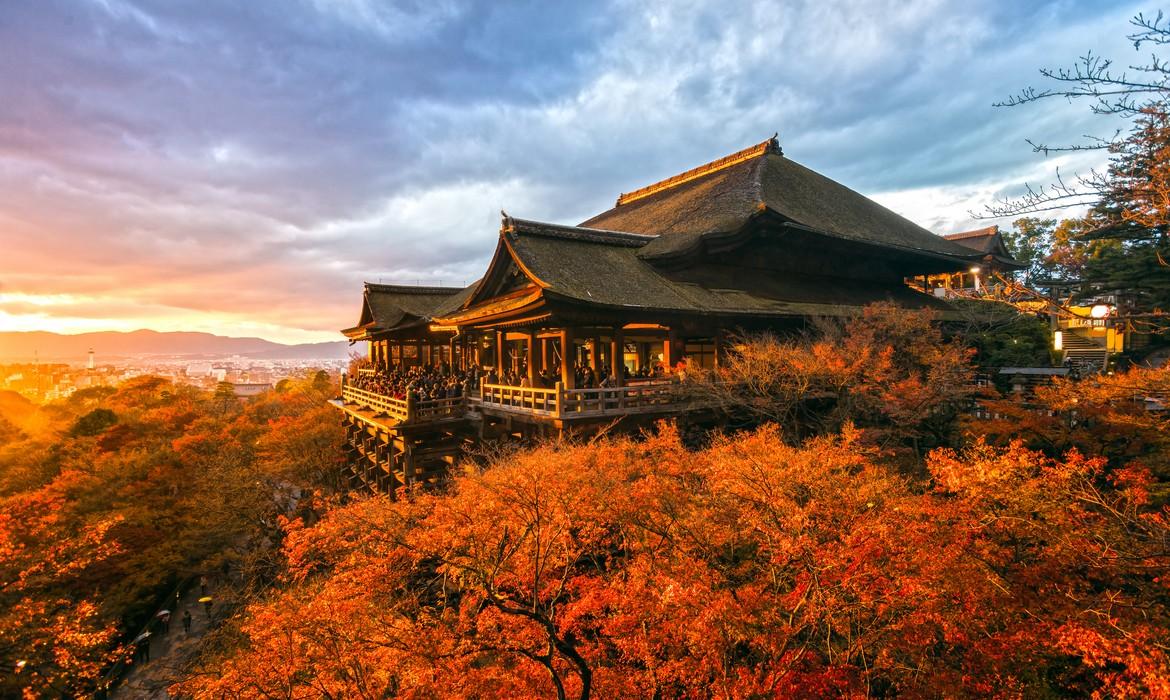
333, 136, 1015, 492
918, 225, 1026, 295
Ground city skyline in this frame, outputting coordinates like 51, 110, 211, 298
0, 0, 1144, 343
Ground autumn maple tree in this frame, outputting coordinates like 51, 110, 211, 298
177, 408, 1170, 699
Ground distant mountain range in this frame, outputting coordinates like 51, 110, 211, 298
0, 330, 361, 362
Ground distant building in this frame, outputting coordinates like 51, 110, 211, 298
231, 382, 272, 398
87, 348, 95, 370
186, 362, 213, 377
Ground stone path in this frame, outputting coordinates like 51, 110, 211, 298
111, 583, 218, 699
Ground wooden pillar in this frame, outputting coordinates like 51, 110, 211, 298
415, 338, 423, 368
381, 341, 390, 370
610, 328, 624, 387
448, 336, 456, 369
590, 335, 601, 371
495, 330, 505, 378
527, 331, 538, 385
663, 329, 678, 369
560, 328, 576, 389
541, 338, 551, 372
714, 329, 724, 369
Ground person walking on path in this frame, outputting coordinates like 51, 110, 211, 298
182, 609, 192, 634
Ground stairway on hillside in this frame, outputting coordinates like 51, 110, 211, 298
1062, 331, 1109, 374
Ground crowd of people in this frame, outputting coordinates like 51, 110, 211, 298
483, 361, 675, 389
350, 359, 680, 401
350, 363, 479, 402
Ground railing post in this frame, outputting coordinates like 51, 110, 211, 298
555, 381, 563, 417
405, 392, 416, 423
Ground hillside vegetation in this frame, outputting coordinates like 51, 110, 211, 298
0, 375, 342, 697
173, 309, 1170, 700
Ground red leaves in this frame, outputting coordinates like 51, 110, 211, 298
178, 423, 1170, 698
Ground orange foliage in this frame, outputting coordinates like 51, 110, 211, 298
970, 365, 1170, 482
698, 303, 977, 453
0, 372, 343, 697
178, 425, 1170, 699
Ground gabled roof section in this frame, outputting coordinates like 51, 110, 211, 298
429, 280, 481, 319
580, 136, 981, 264
502, 217, 694, 310
453, 216, 657, 313
943, 225, 1025, 269
470, 214, 953, 319
504, 216, 655, 247
341, 283, 466, 338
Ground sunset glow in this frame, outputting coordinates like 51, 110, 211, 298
0, 1, 1132, 342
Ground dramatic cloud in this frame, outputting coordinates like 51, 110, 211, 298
0, 0, 1152, 342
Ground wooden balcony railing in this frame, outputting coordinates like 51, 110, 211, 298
341, 377, 466, 424
341, 374, 690, 424
476, 379, 685, 419
561, 379, 678, 416
478, 384, 561, 415
341, 383, 411, 422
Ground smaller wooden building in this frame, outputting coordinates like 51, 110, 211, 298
918, 225, 1025, 295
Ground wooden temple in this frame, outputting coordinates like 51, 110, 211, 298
333, 136, 1003, 492
917, 225, 1026, 296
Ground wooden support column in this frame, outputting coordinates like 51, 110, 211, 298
415, 339, 423, 368
590, 335, 601, 371
527, 330, 538, 385
448, 336, 456, 369
714, 328, 724, 369
495, 330, 505, 378
610, 328, 624, 387
560, 328, 576, 389
663, 329, 678, 370
541, 338, 551, 372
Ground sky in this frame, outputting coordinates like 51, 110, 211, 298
0, 0, 1154, 344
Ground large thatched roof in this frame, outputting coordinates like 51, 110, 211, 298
580, 137, 980, 264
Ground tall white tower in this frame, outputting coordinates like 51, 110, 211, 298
87, 348, 95, 370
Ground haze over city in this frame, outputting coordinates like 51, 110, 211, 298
0, 0, 1136, 344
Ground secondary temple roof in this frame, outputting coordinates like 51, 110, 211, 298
341, 283, 469, 340
432, 215, 951, 326
943, 225, 1025, 269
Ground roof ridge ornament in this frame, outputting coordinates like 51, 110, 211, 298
615, 134, 782, 207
